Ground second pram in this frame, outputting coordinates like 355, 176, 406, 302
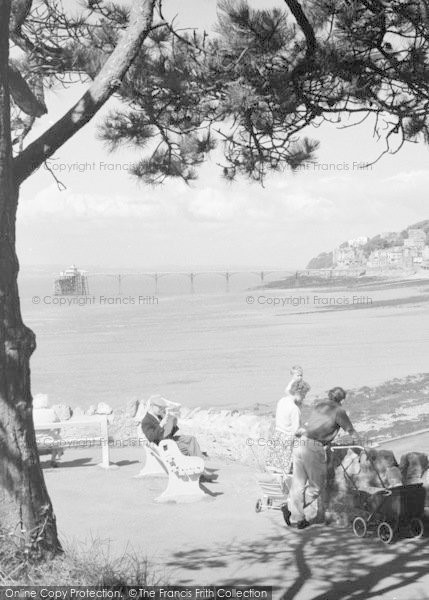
255, 466, 293, 524
332, 445, 426, 544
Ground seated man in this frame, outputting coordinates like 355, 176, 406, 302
33, 394, 64, 467
141, 395, 217, 482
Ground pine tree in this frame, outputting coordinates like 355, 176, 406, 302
1, 0, 157, 556
2, 0, 429, 558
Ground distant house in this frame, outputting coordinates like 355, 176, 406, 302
403, 229, 428, 266
404, 229, 426, 250
367, 246, 404, 268
368, 249, 388, 268
333, 246, 365, 269
422, 246, 429, 269
387, 246, 404, 264
333, 247, 355, 268
367, 250, 388, 268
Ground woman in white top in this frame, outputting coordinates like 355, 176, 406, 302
266, 378, 311, 474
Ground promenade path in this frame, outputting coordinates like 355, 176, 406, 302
43, 437, 429, 600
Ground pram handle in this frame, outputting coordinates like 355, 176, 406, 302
330, 445, 365, 452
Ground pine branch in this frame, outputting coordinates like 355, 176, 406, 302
283, 0, 316, 60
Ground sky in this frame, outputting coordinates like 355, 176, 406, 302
16, 0, 429, 270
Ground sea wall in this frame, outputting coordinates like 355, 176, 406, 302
42, 372, 429, 466
49, 400, 275, 466
178, 408, 273, 464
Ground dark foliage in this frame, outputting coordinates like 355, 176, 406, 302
97, 0, 429, 183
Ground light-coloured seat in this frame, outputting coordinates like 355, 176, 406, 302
155, 439, 206, 503
134, 427, 167, 478
134, 399, 207, 502
135, 426, 206, 502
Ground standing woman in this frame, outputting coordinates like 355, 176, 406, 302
265, 378, 311, 474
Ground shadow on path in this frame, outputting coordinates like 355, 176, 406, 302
42, 457, 93, 469
113, 460, 140, 467
165, 521, 429, 599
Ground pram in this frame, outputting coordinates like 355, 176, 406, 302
332, 445, 426, 544
255, 466, 292, 524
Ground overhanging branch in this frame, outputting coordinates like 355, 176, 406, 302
14, 0, 157, 185
284, 0, 316, 60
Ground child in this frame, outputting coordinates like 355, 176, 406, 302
285, 365, 304, 395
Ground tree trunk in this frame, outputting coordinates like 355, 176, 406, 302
0, 0, 61, 555
1, 0, 156, 555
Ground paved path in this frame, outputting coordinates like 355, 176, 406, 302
43, 442, 429, 599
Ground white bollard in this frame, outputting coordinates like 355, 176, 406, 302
98, 415, 115, 469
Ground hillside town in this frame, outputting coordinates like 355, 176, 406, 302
332, 227, 429, 271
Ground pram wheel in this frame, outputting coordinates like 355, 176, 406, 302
409, 518, 424, 539
377, 521, 394, 544
255, 499, 262, 513
352, 517, 367, 538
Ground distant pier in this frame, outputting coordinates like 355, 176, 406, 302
84, 268, 365, 295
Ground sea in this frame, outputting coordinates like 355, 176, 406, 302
18, 269, 429, 412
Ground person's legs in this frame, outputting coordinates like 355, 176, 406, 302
174, 435, 205, 459
289, 444, 308, 523
303, 443, 327, 521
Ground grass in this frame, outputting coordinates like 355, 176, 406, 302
0, 528, 163, 586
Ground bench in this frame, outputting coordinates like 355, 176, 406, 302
34, 415, 112, 469
156, 439, 206, 503
134, 430, 167, 478
134, 427, 206, 502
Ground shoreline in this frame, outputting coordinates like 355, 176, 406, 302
262, 271, 429, 291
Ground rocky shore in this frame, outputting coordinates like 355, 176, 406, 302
45, 373, 429, 467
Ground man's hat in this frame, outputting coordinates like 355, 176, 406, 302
149, 394, 168, 408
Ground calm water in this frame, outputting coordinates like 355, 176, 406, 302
18, 273, 429, 411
